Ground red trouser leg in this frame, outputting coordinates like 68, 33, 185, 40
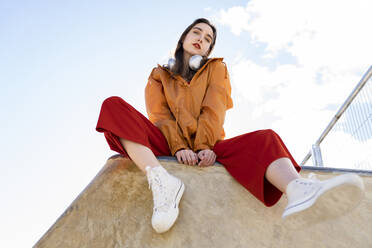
213, 129, 301, 207
96, 97, 300, 207
96, 96, 171, 158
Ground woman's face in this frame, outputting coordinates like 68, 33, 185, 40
183, 23, 214, 58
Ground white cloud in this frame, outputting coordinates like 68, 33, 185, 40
218, 6, 250, 36
217, 0, 372, 168
217, 0, 371, 72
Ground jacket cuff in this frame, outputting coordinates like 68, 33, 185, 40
171, 145, 189, 156
193, 144, 212, 152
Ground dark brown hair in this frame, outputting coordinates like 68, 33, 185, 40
169, 18, 217, 82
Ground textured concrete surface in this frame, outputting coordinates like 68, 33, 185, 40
34, 156, 372, 248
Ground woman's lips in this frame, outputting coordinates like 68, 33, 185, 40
193, 43, 201, 49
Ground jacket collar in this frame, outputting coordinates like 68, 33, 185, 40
157, 57, 224, 84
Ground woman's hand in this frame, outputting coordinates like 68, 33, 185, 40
175, 149, 198, 166
197, 149, 216, 167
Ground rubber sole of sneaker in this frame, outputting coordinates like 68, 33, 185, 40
154, 179, 185, 233
282, 173, 365, 228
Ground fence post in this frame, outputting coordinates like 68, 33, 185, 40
311, 144, 324, 167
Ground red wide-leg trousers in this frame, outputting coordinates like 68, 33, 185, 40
96, 96, 301, 207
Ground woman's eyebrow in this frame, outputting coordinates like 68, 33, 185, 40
192, 27, 213, 40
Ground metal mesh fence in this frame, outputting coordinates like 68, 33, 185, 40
301, 66, 372, 171
320, 76, 372, 170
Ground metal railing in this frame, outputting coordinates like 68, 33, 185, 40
301, 66, 372, 170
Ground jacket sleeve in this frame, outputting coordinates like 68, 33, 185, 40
145, 67, 189, 156
194, 61, 233, 152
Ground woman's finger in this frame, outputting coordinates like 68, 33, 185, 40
204, 152, 212, 164
177, 152, 183, 164
207, 152, 216, 166
198, 156, 205, 166
210, 156, 216, 166
190, 151, 197, 165
176, 152, 181, 163
186, 151, 193, 165
191, 152, 197, 165
178, 150, 186, 164
202, 156, 210, 167
210, 152, 216, 165
212, 154, 217, 166
181, 152, 188, 165
206, 156, 213, 166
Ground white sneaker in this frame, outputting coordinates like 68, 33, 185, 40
282, 173, 364, 219
146, 166, 185, 233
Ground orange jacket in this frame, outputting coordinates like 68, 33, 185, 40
145, 57, 233, 156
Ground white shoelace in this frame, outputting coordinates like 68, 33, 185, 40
147, 170, 172, 212
301, 173, 321, 195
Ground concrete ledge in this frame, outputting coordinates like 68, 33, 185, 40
34, 155, 372, 248
110, 154, 372, 175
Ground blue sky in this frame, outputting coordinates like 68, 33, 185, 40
1, 0, 371, 246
